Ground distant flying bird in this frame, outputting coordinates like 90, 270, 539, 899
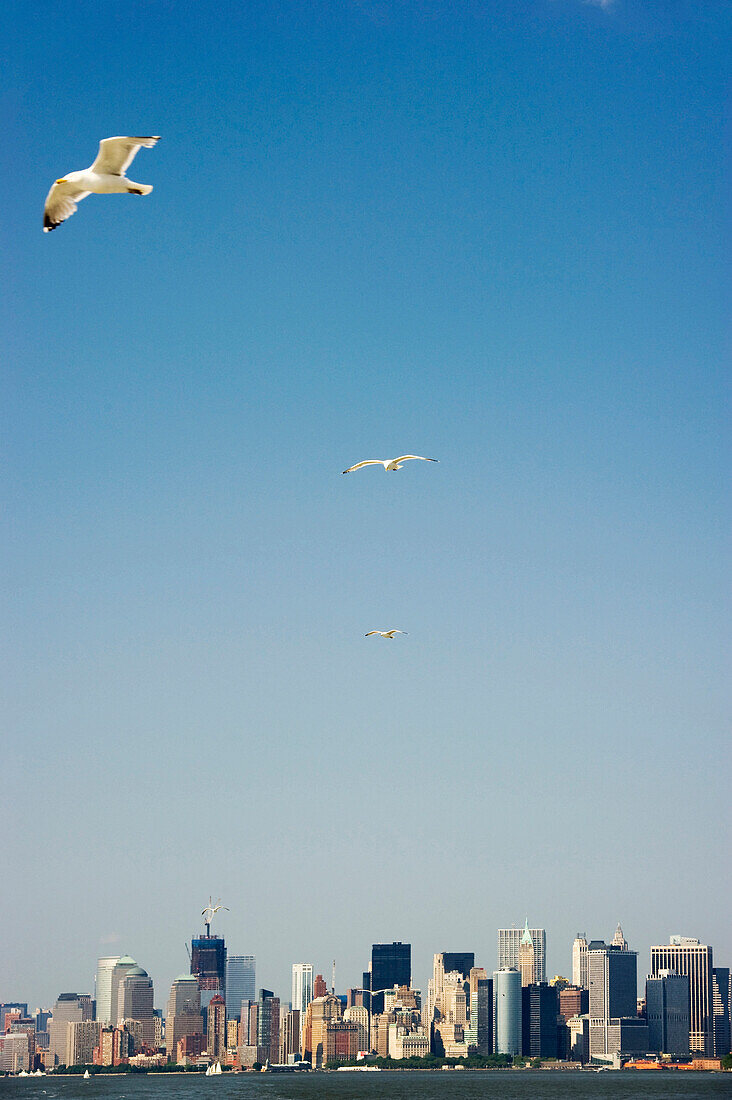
365, 630, 408, 638
43, 135, 161, 232
342, 455, 438, 474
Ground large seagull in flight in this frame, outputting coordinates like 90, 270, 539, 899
43, 135, 160, 232
342, 455, 438, 474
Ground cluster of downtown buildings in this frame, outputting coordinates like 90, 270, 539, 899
2, 921, 731, 1074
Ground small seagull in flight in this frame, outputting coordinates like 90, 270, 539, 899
43, 135, 161, 232
342, 455, 438, 474
365, 630, 408, 638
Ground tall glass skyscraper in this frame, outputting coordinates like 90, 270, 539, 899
497, 926, 546, 983
191, 935, 226, 1013
292, 964, 313, 1017
225, 956, 255, 1019
370, 942, 411, 1014
95, 956, 121, 1025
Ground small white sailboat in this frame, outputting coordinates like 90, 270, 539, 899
205, 1061, 222, 1075
83, 1068, 90, 1079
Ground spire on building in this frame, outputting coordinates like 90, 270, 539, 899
521, 918, 533, 946
612, 923, 628, 950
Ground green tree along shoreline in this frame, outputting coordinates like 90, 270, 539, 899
324, 1053, 514, 1071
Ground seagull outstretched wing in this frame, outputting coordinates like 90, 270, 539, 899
343, 460, 384, 474
393, 456, 438, 464
91, 136, 160, 176
43, 182, 91, 232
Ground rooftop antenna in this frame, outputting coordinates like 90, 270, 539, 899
185, 943, 191, 963
332, 959, 336, 995
202, 896, 229, 936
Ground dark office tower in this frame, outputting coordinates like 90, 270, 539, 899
712, 968, 731, 1057
588, 941, 647, 1059
370, 942, 411, 1014
645, 971, 690, 1055
191, 932, 226, 1014
465, 968, 492, 1055
650, 937, 714, 1054
442, 953, 475, 981
521, 983, 558, 1058
257, 989, 280, 1065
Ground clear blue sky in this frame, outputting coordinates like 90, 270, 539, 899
2, 0, 729, 1009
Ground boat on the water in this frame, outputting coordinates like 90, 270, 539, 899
205, 1061, 222, 1075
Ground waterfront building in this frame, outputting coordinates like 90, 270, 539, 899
226, 1018, 239, 1049
493, 968, 521, 1055
225, 956, 255, 1019
650, 936, 714, 1054
572, 934, 589, 990
712, 967, 731, 1057
0, 1031, 32, 1073
388, 1022, 430, 1059
279, 1008, 300, 1062
206, 994, 226, 1060
95, 956, 121, 1025
645, 970, 690, 1055
588, 940, 647, 1059
521, 983, 558, 1058
326, 1020, 359, 1063
48, 993, 93, 1066
518, 920, 536, 987
498, 925, 546, 983
257, 988, 280, 1065
67, 1020, 101, 1066
369, 942, 411, 1014
306, 994, 342, 1068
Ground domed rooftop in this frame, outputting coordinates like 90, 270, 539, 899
125, 966, 148, 978
175, 974, 197, 983
116, 956, 137, 966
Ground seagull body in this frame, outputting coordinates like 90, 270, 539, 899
342, 455, 438, 474
43, 136, 161, 232
365, 630, 408, 638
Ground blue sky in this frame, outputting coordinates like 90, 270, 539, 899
1, 0, 729, 1008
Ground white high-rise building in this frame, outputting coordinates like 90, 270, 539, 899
292, 963, 314, 1017
226, 956, 256, 1019
497, 926, 546, 983
572, 934, 589, 990
95, 956, 121, 1025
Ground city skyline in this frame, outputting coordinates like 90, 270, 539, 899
3, 0, 728, 1027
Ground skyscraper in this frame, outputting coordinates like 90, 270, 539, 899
257, 989, 280, 1065
119, 966, 155, 1046
48, 994, 93, 1066
109, 957, 139, 1026
521, 983, 558, 1058
498, 925, 546, 983
291, 964, 314, 1020
493, 968, 521, 1055
165, 975, 201, 1061
370, 942, 411, 1014
191, 931, 226, 1014
206, 995, 226, 1061
572, 934, 589, 990
650, 937, 714, 1054
95, 956, 121, 1025
225, 956, 255, 1019
645, 970, 690, 1055
712, 968, 731, 1057
518, 920, 536, 987
589, 940, 648, 1059
464, 967, 492, 1055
